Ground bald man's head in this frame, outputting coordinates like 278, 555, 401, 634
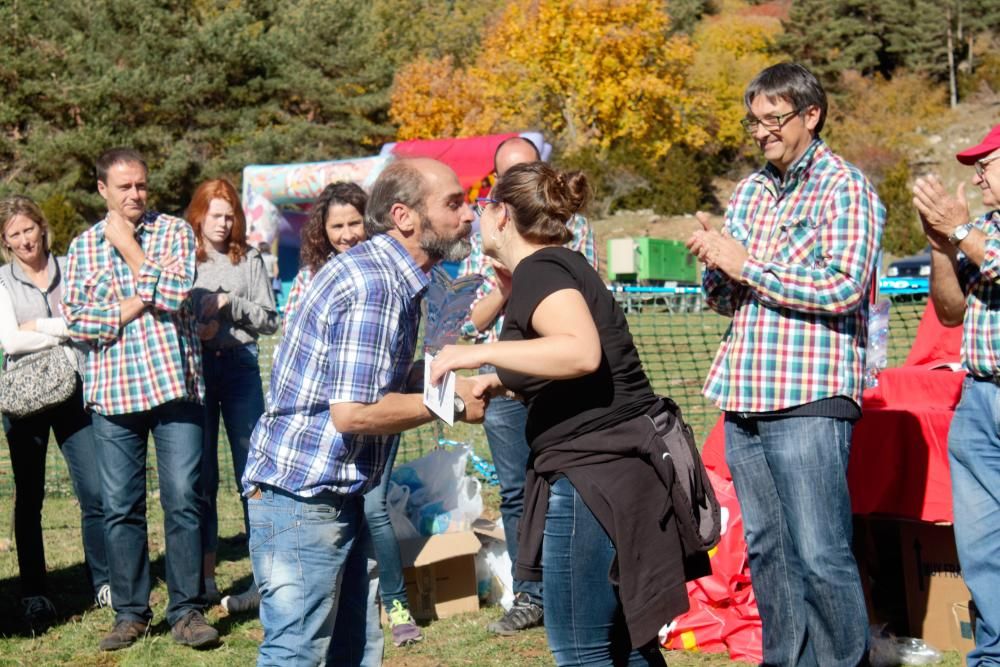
494, 137, 541, 177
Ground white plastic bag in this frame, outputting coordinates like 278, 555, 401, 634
483, 539, 514, 611
391, 444, 484, 536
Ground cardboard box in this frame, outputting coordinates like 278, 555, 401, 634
898, 521, 972, 651
394, 530, 482, 621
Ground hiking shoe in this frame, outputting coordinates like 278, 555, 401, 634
221, 582, 260, 614
95, 584, 113, 609
387, 599, 423, 647
487, 593, 543, 635
99, 619, 148, 651
171, 610, 220, 649
21, 595, 56, 634
204, 578, 222, 606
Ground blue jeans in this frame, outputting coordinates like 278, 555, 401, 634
724, 414, 868, 667
948, 376, 1000, 666
3, 379, 108, 596
543, 477, 666, 667
363, 438, 409, 609
201, 344, 266, 553
250, 486, 383, 667
483, 394, 543, 605
91, 400, 205, 626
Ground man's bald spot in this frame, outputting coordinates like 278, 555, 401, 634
494, 137, 541, 176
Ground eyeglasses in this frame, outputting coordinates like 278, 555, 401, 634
474, 197, 500, 216
974, 154, 1000, 177
740, 108, 802, 134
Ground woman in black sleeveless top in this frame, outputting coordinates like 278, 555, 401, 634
431, 163, 690, 666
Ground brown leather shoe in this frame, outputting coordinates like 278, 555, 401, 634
99, 619, 148, 651
170, 610, 220, 649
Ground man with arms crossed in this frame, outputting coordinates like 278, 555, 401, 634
63, 148, 216, 650
913, 124, 1000, 666
242, 158, 487, 666
688, 63, 885, 666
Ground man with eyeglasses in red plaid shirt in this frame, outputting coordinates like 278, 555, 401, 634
687, 63, 885, 667
912, 124, 1000, 666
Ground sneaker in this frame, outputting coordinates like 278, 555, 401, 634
387, 599, 423, 647
486, 593, 543, 635
21, 595, 56, 634
99, 619, 148, 651
171, 610, 220, 649
221, 582, 260, 614
95, 584, 113, 609
204, 578, 222, 606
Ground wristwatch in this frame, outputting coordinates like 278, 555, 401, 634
453, 395, 466, 420
948, 222, 974, 246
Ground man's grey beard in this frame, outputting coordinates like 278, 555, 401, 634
420, 227, 472, 263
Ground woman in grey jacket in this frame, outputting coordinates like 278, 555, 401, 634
185, 179, 278, 612
0, 196, 109, 632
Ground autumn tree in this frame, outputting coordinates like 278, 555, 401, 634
484, 0, 706, 157
688, 2, 783, 155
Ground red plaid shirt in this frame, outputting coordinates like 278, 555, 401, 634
62, 211, 203, 415
702, 140, 885, 413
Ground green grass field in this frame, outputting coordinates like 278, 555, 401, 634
0, 299, 951, 665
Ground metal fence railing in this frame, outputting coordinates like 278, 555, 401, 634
0, 280, 932, 497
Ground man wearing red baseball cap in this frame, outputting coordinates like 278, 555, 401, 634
913, 125, 1000, 666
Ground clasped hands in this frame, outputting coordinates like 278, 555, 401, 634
686, 212, 748, 279
911, 175, 970, 253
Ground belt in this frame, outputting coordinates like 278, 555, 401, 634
970, 373, 1000, 387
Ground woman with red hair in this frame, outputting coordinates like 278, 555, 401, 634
185, 179, 278, 611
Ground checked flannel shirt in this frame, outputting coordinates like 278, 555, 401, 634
702, 139, 886, 413
242, 233, 428, 498
62, 211, 203, 416
458, 213, 598, 342
957, 210, 1000, 377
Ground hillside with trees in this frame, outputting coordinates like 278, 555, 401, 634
0, 0, 997, 257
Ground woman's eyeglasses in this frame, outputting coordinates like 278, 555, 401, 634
474, 197, 500, 216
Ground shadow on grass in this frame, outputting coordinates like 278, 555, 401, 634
0, 529, 258, 641
0, 555, 99, 638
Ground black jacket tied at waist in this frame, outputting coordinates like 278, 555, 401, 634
516, 398, 713, 650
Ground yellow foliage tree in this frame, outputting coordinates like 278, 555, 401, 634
389, 0, 708, 157
688, 3, 783, 154
389, 56, 496, 140
474, 0, 707, 157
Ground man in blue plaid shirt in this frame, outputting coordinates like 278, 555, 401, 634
242, 158, 487, 666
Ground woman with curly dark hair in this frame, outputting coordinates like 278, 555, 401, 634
281, 182, 367, 328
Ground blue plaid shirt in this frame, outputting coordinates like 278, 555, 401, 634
242, 234, 429, 497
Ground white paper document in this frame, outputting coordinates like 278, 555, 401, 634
423, 353, 456, 425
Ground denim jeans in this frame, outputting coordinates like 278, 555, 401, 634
363, 437, 409, 609
724, 413, 868, 667
3, 379, 108, 596
948, 376, 1000, 665
250, 485, 383, 667
543, 477, 666, 667
91, 400, 205, 627
201, 344, 266, 552
483, 394, 543, 605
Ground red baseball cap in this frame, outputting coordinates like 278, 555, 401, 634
956, 124, 1000, 165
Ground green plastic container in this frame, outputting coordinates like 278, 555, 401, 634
606, 237, 699, 283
